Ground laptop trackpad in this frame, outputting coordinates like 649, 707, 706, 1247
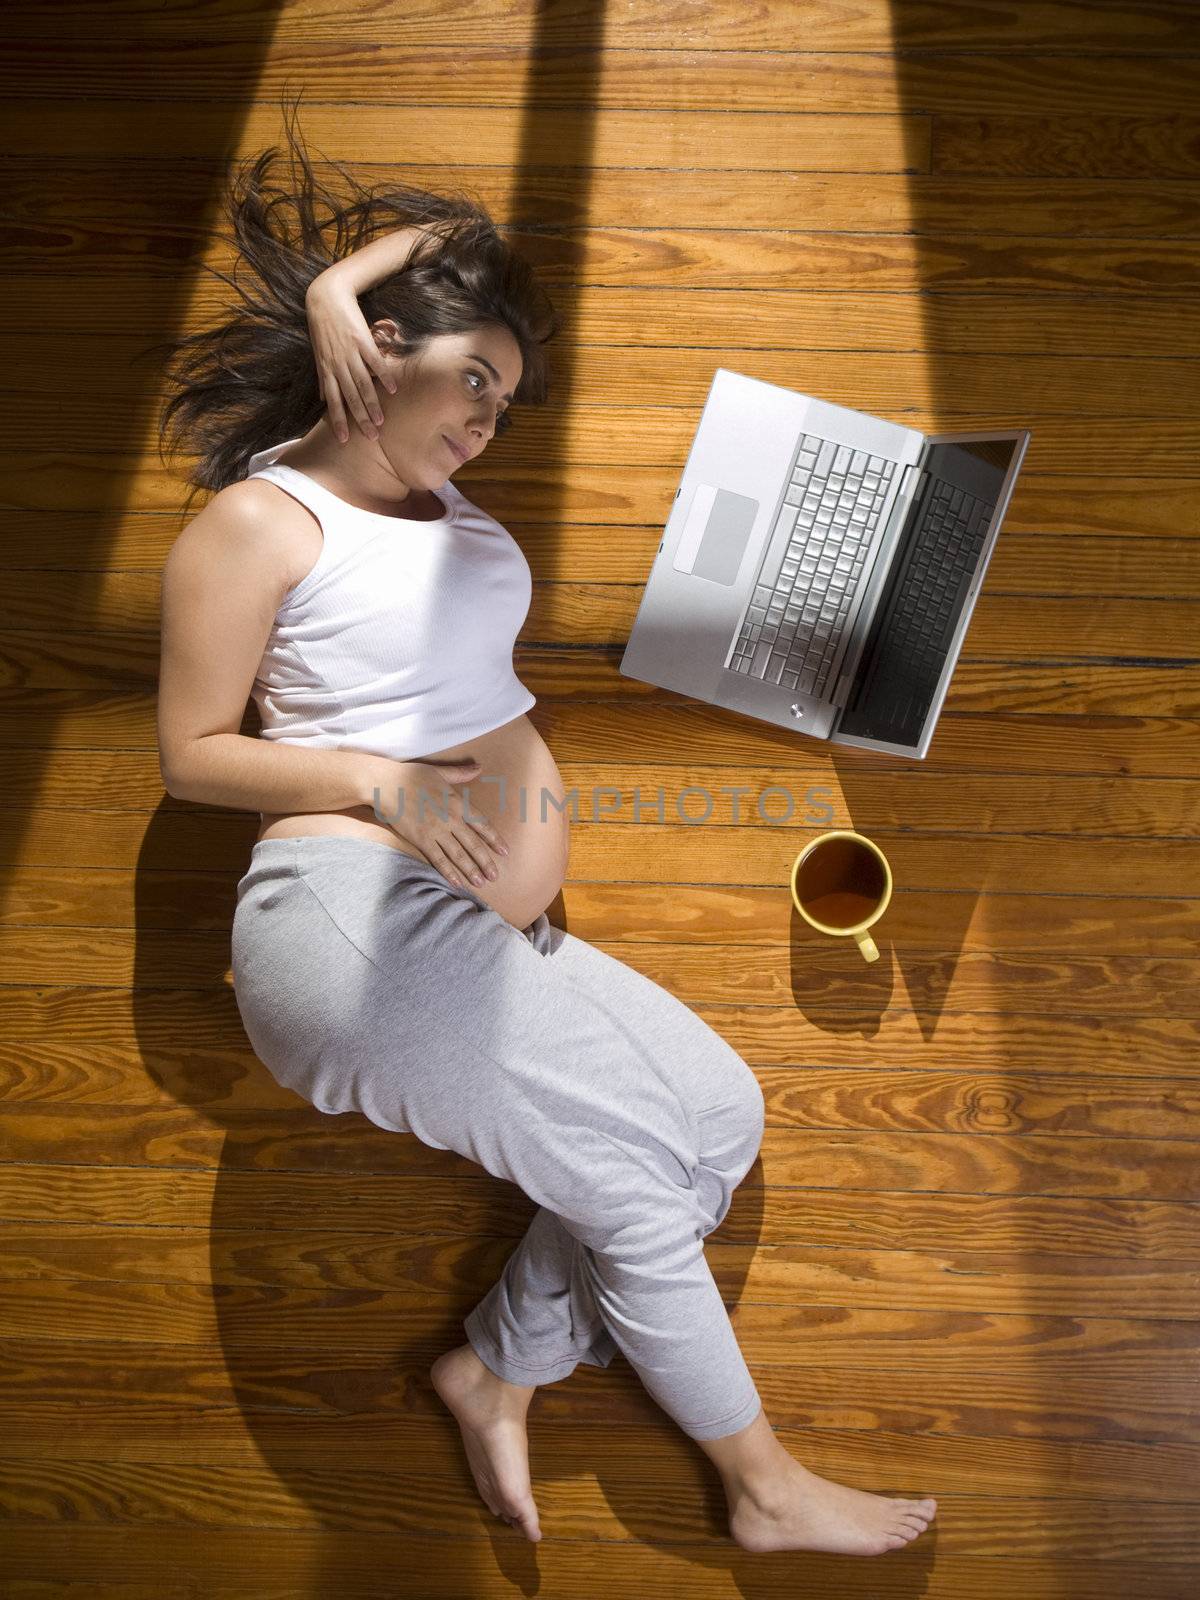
672, 484, 759, 585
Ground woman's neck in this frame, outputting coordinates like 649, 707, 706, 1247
276, 422, 444, 520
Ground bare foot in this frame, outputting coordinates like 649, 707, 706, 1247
730, 1456, 938, 1556
430, 1342, 543, 1542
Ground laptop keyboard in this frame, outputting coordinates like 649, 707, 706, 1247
858, 478, 993, 694
728, 435, 897, 697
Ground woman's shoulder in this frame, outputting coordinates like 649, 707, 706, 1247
204, 474, 294, 522
182, 477, 322, 594
198, 475, 320, 543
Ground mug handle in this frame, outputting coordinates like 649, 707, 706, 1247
853, 928, 880, 963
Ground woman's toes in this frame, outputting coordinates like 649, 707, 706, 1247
899, 1498, 933, 1521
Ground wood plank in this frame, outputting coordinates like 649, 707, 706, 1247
0, 1447, 1199, 1562
8, 0, 1200, 53
0, 1396, 1195, 1511
2, 112, 922, 172
4, 120, 1199, 239
526, 703, 1200, 778
8, 200, 1199, 295
0, 33, 1193, 114
937, 115, 1200, 178
0, 1525, 1194, 1600
0, 1326, 1197, 1449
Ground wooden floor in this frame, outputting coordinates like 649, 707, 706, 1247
2, 1, 1199, 1595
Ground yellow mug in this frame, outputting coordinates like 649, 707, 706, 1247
790, 830, 893, 963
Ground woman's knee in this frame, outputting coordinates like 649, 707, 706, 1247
738, 1058, 766, 1142
708, 1042, 765, 1147
570, 1178, 707, 1266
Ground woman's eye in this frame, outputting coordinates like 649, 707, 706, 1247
467, 372, 512, 432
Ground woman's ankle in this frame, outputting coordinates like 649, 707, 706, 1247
694, 1406, 794, 1503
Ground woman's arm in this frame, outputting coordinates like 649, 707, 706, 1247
311, 224, 434, 298
305, 223, 443, 442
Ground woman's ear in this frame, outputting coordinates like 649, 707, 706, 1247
369, 317, 405, 354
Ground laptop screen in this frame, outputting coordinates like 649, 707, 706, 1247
835, 438, 1021, 748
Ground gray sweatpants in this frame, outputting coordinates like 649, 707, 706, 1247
231, 835, 765, 1440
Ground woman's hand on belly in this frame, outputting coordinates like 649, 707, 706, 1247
373, 757, 511, 886
439, 765, 568, 930
432, 726, 571, 930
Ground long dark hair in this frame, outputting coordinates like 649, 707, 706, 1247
152, 93, 561, 509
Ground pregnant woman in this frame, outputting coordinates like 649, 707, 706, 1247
155, 112, 935, 1558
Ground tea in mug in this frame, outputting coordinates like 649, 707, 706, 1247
794, 837, 888, 930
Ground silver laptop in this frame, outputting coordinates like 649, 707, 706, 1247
619, 368, 1031, 759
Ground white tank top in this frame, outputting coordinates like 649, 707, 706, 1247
243, 436, 536, 761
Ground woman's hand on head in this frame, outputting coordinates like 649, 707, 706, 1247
305, 273, 397, 445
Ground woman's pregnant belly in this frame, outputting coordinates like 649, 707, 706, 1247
256, 713, 571, 932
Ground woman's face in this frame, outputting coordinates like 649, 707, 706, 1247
371, 321, 523, 486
